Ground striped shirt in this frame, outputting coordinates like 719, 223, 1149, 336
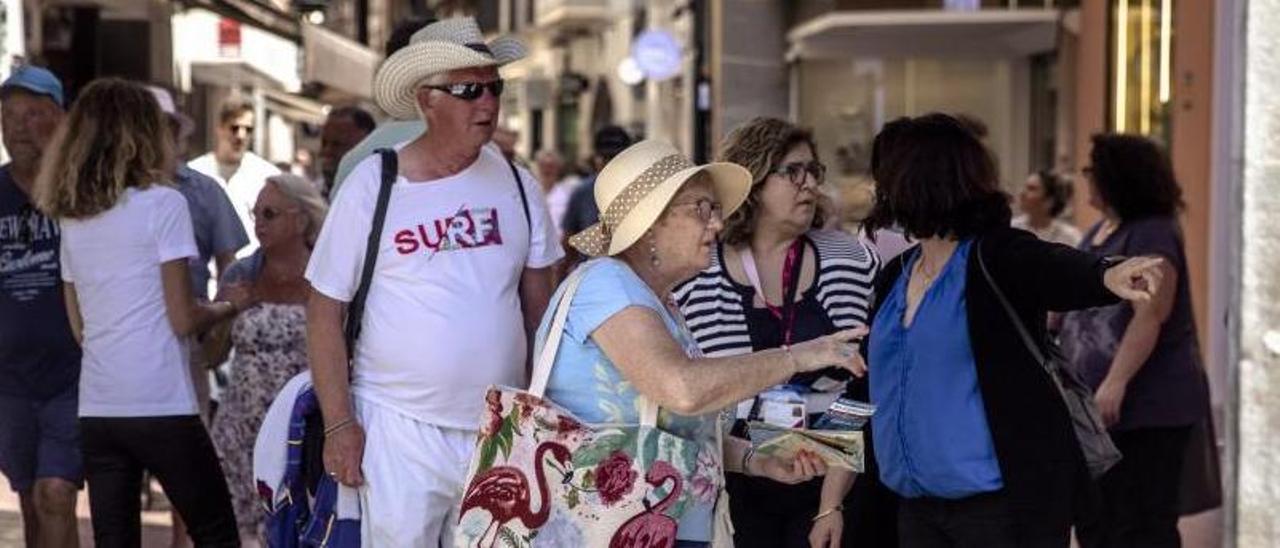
674, 229, 881, 358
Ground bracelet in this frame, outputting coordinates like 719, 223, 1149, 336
812, 505, 844, 522
741, 447, 757, 477
323, 417, 356, 438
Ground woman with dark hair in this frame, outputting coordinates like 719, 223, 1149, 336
674, 118, 892, 548
34, 78, 240, 546
1061, 134, 1211, 548
862, 114, 1166, 547
1013, 170, 1082, 247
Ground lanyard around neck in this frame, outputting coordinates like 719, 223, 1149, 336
740, 238, 805, 346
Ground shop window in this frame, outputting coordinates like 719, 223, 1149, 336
1107, 0, 1173, 143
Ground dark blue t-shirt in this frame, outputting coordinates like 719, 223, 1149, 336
0, 165, 80, 398
1060, 217, 1209, 430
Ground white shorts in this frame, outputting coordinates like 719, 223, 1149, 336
356, 396, 476, 547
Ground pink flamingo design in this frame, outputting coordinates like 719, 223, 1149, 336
460, 441, 572, 548
609, 460, 683, 548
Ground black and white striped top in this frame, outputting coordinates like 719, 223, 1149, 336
673, 229, 881, 359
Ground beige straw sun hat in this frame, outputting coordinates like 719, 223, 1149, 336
569, 140, 752, 257
374, 17, 527, 120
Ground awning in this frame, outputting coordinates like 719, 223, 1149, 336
190, 59, 291, 91
180, 0, 300, 40
303, 23, 379, 100
262, 88, 328, 124
787, 9, 1061, 60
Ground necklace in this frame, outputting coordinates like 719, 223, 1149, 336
915, 256, 940, 288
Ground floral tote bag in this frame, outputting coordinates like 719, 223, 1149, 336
455, 266, 728, 548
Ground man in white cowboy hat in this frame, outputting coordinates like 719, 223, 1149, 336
304, 16, 563, 545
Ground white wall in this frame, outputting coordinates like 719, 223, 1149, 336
171, 7, 300, 93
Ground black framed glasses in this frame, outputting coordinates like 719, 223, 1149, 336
671, 198, 723, 223
424, 80, 505, 101
771, 161, 826, 188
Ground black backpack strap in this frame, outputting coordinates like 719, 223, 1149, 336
506, 159, 532, 230
343, 148, 398, 355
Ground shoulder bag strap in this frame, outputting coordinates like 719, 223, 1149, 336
342, 148, 397, 358
975, 240, 1049, 369
528, 262, 663, 428
528, 265, 590, 397
506, 159, 532, 230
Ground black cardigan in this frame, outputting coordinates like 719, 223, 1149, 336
866, 227, 1120, 541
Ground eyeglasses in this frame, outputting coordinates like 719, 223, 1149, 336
424, 80, 505, 101
671, 198, 723, 223
250, 206, 297, 222
770, 161, 826, 188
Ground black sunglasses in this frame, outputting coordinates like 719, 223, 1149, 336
771, 161, 826, 187
424, 80, 505, 101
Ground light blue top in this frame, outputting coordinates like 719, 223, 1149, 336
538, 258, 717, 541
330, 120, 424, 199
868, 240, 1004, 499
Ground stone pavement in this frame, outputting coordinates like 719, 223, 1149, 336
0, 470, 1222, 547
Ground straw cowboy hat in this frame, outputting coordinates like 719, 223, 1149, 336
374, 17, 527, 120
570, 140, 752, 257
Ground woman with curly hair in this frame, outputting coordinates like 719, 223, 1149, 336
674, 118, 893, 547
35, 77, 239, 546
1062, 134, 1212, 548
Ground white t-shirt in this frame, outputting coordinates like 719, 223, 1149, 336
188, 151, 281, 258
60, 186, 200, 417
1012, 215, 1084, 247
544, 175, 582, 239
306, 144, 565, 428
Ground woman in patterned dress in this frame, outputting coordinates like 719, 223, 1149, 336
209, 173, 327, 544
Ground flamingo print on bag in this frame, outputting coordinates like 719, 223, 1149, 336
460, 440, 572, 548
608, 460, 683, 548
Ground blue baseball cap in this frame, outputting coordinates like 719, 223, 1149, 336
1, 65, 64, 108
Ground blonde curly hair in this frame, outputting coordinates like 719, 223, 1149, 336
34, 78, 174, 219
716, 117, 827, 246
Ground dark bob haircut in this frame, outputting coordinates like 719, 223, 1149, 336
864, 113, 1011, 240
1088, 134, 1183, 221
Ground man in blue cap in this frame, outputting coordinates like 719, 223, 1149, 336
0, 64, 82, 548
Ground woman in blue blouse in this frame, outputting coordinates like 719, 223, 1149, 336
862, 114, 1166, 547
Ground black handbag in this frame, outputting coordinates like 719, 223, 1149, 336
976, 242, 1123, 479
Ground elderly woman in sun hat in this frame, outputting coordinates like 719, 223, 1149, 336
540, 139, 869, 547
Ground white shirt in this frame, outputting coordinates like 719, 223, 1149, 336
543, 175, 582, 239
1012, 215, 1084, 247
188, 151, 281, 258
60, 186, 200, 417
306, 144, 565, 428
